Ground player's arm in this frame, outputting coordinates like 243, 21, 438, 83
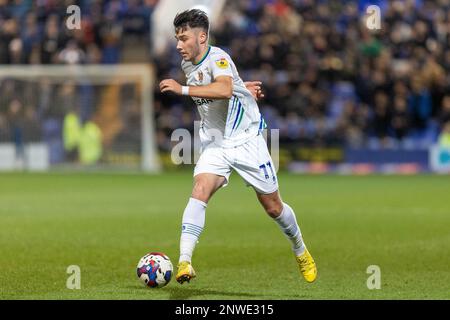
159, 76, 233, 99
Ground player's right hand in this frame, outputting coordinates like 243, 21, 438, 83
159, 79, 182, 95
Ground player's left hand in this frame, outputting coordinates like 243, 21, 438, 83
244, 81, 265, 101
159, 79, 182, 95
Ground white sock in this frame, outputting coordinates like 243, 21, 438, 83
179, 197, 207, 263
274, 203, 306, 256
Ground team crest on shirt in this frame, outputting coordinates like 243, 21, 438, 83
196, 70, 204, 83
215, 58, 229, 69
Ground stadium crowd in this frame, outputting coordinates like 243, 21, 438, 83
155, 0, 450, 150
0, 0, 449, 156
0, 0, 157, 162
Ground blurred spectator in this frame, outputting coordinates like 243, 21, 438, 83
391, 95, 410, 140
41, 14, 64, 64
438, 122, 450, 148
371, 91, 391, 141
408, 75, 432, 130
58, 39, 86, 64
7, 99, 24, 161
439, 95, 450, 127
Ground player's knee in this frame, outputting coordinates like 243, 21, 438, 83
258, 192, 283, 218
191, 181, 211, 203
265, 202, 283, 218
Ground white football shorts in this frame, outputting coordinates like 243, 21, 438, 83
193, 134, 279, 194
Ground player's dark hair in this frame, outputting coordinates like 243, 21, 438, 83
173, 9, 209, 34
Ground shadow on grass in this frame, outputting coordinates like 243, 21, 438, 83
128, 281, 312, 300
165, 286, 268, 300
125, 284, 269, 299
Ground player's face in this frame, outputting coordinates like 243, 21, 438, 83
175, 27, 203, 61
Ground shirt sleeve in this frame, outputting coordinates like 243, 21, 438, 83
209, 51, 233, 80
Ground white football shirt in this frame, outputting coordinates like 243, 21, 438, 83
181, 45, 266, 148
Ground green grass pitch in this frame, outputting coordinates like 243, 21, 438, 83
0, 171, 449, 299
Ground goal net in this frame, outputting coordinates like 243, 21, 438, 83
0, 64, 160, 172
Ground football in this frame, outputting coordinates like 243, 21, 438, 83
136, 252, 173, 288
